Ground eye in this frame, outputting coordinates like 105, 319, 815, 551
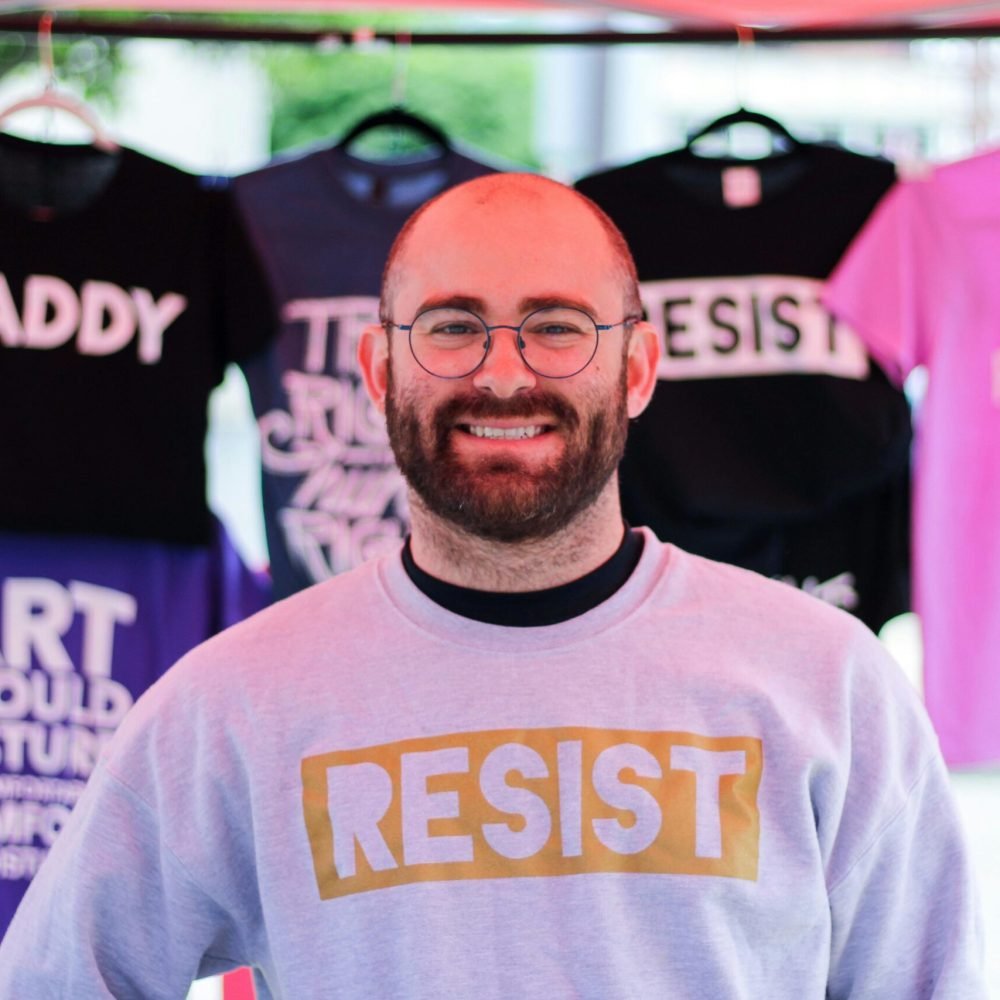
412, 308, 486, 343
432, 320, 480, 336
523, 307, 595, 338
523, 311, 593, 344
529, 321, 588, 338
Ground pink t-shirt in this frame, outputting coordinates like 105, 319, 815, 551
825, 148, 1000, 766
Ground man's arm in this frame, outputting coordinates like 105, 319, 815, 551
822, 635, 986, 999
0, 761, 246, 997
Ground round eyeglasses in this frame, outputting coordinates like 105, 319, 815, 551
385, 306, 636, 380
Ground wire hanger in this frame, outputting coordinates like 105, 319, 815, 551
337, 32, 450, 158
685, 108, 799, 150
685, 25, 798, 158
337, 106, 450, 154
0, 12, 118, 153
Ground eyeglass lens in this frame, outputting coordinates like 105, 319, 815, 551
408, 307, 599, 379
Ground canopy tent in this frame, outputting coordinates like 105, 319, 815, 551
2, 0, 1000, 35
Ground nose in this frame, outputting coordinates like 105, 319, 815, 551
471, 326, 537, 398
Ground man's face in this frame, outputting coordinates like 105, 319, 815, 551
362, 180, 656, 544
384, 351, 629, 543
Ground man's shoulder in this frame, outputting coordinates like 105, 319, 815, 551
659, 539, 866, 635
652, 539, 930, 748
648, 536, 903, 686
129, 555, 393, 703
99, 553, 400, 773
205, 552, 392, 657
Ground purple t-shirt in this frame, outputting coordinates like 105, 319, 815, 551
0, 522, 270, 932
825, 149, 1000, 765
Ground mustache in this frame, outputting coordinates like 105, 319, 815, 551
433, 391, 580, 429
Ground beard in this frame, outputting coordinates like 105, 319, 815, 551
384, 366, 629, 544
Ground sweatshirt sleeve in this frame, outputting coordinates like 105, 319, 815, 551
820, 634, 987, 999
0, 758, 247, 999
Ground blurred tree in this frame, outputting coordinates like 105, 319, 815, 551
259, 33, 539, 167
1, 13, 538, 167
0, 31, 125, 109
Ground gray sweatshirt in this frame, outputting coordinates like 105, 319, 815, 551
0, 532, 986, 998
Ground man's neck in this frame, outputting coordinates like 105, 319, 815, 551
407, 483, 627, 592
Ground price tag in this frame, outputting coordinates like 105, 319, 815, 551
722, 166, 762, 208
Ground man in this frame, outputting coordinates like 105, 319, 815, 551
0, 174, 984, 998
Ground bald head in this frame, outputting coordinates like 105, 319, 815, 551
380, 173, 642, 323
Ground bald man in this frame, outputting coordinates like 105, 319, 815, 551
0, 175, 984, 999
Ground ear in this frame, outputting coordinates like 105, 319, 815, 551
358, 322, 391, 415
624, 321, 661, 419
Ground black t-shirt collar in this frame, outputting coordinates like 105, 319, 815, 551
401, 527, 644, 628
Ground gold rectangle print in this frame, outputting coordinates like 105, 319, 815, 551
301, 726, 762, 900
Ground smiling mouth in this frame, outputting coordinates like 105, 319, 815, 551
460, 424, 552, 440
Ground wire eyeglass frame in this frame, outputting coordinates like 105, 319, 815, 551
384, 306, 638, 380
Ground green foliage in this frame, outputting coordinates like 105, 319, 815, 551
260, 41, 539, 168
0, 32, 125, 109
0, 33, 29, 80
0, 11, 540, 167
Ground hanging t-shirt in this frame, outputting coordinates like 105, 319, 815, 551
229, 146, 497, 598
824, 149, 1000, 766
576, 143, 911, 631
0, 133, 269, 545
0, 520, 271, 934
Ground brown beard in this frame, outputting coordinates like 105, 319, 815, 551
385, 368, 629, 543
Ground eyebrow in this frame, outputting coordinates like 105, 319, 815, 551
518, 295, 598, 315
414, 294, 599, 317
416, 294, 488, 314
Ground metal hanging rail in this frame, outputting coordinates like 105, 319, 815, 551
0, 12, 1000, 43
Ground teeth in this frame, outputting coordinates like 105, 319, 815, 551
468, 425, 545, 440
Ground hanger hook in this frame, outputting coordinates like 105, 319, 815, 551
734, 24, 754, 110
38, 11, 56, 92
391, 32, 412, 107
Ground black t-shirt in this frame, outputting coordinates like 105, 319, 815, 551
228, 145, 499, 598
576, 143, 910, 630
0, 134, 268, 544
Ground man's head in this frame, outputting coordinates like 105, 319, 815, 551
379, 175, 643, 325
359, 173, 659, 544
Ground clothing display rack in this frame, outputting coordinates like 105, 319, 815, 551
2, 11, 1000, 43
